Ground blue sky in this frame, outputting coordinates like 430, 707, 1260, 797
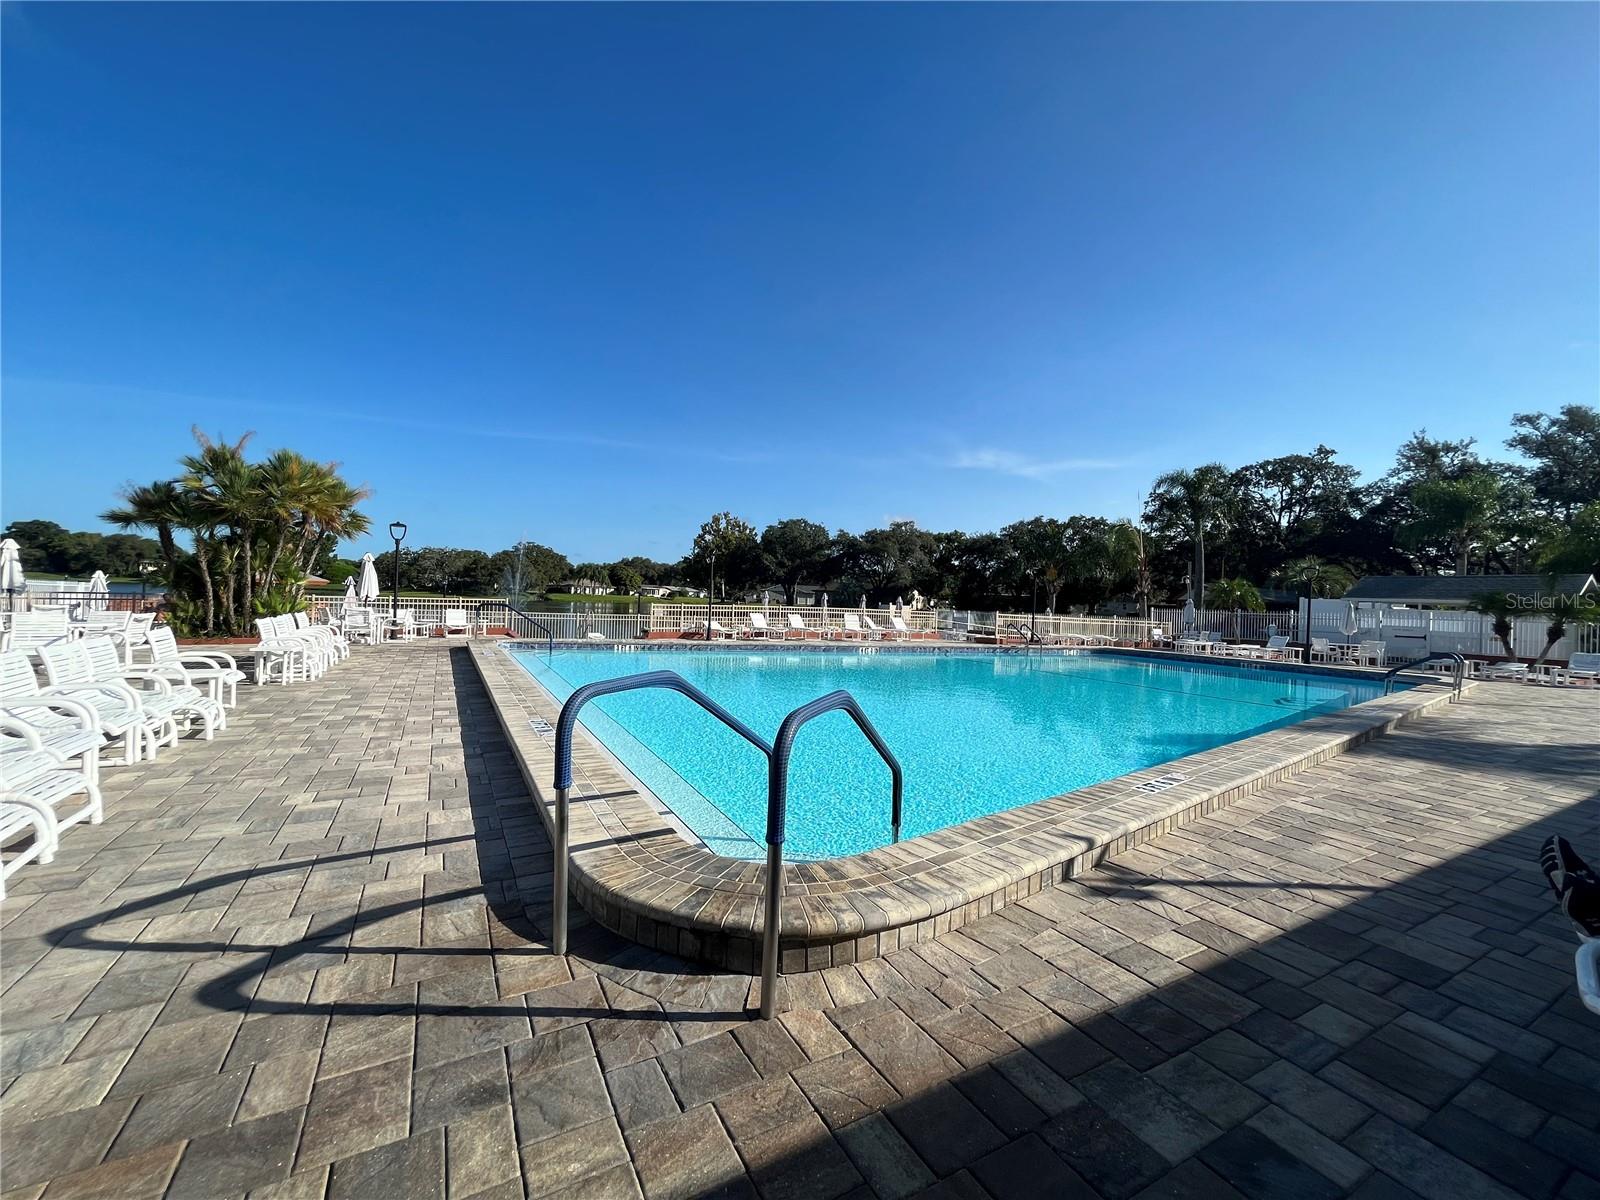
3, 3, 1595, 564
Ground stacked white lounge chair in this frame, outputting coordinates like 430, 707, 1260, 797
0, 607, 345, 895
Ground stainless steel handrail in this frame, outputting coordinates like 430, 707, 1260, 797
761, 691, 902, 1018
550, 671, 771, 956
1382, 651, 1466, 699
548, 670, 903, 1020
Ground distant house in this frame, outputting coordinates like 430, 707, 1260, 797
549, 578, 613, 595
1341, 573, 1596, 609
636, 585, 673, 599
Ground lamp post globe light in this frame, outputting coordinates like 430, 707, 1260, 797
389, 522, 407, 622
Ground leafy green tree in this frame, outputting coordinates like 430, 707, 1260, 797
1274, 556, 1355, 600
690, 512, 760, 599
609, 562, 643, 595
1506, 404, 1600, 520
1538, 501, 1600, 578
759, 519, 833, 605
1000, 517, 1071, 613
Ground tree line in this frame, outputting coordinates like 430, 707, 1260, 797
673, 406, 1598, 614
11, 405, 1595, 634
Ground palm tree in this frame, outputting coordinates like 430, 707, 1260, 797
1150, 464, 1234, 606
1403, 474, 1502, 575
1204, 577, 1264, 639
1468, 591, 1518, 660
102, 480, 186, 574
1530, 593, 1599, 668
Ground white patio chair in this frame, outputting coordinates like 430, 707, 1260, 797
441, 609, 472, 638
145, 627, 244, 709
341, 609, 378, 647
785, 614, 811, 640
700, 619, 735, 640
861, 616, 888, 641
1353, 640, 1386, 668
386, 608, 419, 642
839, 613, 868, 641
889, 616, 912, 642
81, 636, 222, 741
1308, 637, 1335, 663
1552, 652, 1600, 686
0, 790, 58, 901
41, 638, 179, 761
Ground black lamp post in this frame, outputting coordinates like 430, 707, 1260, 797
707, 551, 716, 640
389, 522, 407, 621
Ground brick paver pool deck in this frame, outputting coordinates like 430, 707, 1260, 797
1, 641, 1595, 1200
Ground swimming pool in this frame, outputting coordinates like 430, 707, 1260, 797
508, 646, 1400, 861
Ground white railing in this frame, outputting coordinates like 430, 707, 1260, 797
1151, 607, 1299, 645
648, 602, 939, 636
993, 612, 1162, 643
307, 594, 506, 632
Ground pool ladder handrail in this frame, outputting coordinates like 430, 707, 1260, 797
1004, 621, 1042, 653
1381, 651, 1466, 699
550, 669, 903, 1019
474, 600, 556, 657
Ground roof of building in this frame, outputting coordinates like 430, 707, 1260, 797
1342, 573, 1596, 603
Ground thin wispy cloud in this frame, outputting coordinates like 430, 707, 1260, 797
944, 447, 1124, 479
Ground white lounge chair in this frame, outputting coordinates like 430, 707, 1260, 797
263, 616, 332, 677
0, 743, 101, 836
889, 616, 913, 642
0, 654, 105, 784
786, 614, 812, 640
145, 627, 245, 709
0, 791, 57, 901
36, 640, 171, 764
1481, 660, 1530, 682
744, 613, 780, 640
1554, 652, 1600, 686
251, 618, 312, 685
81, 636, 223, 740
6, 612, 78, 656
861, 616, 888, 640
441, 608, 473, 638
699, 619, 735, 640
839, 613, 868, 641
1255, 635, 1299, 662
294, 611, 350, 662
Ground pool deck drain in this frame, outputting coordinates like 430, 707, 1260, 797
473, 643, 1462, 974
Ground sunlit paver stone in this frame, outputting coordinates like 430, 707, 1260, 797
0, 641, 1594, 1199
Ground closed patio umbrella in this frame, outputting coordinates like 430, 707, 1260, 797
87, 570, 110, 610
1, 539, 25, 611
358, 554, 380, 603
1181, 597, 1197, 633
343, 577, 359, 611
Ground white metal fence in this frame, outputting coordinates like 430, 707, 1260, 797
1151, 607, 1299, 644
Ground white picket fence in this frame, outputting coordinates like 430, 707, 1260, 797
1151, 601, 1596, 663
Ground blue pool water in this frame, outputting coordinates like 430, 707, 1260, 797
508, 647, 1397, 861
